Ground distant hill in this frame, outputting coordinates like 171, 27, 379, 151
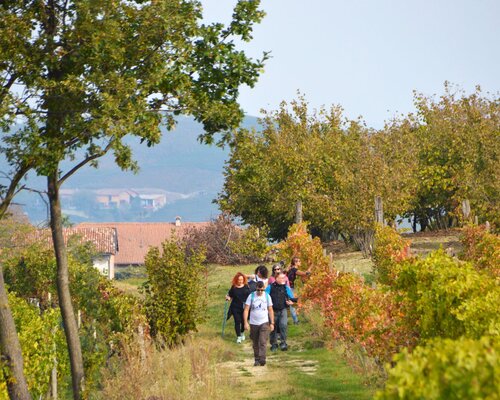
4, 115, 260, 224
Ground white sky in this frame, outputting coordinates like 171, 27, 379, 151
202, 0, 500, 128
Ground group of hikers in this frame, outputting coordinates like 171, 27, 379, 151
225, 256, 311, 366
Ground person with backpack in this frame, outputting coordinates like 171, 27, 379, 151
243, 281, 274, 366
225, 272, 251, 343
266, 272, 297, 351
286, 256, 310, 324
246, 264, 269, 291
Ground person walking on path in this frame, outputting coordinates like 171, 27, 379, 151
226, 272, 251, 343
268, 262, 289, 285
246, 264, 269, 289
266, 273, 297, 352
286, 256, 310, 324
269, 262, 298, 324
243, 281, 274, 366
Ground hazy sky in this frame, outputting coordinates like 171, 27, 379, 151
202, 0, 500, 128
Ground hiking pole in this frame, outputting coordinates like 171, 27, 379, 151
221, 300, 229, 338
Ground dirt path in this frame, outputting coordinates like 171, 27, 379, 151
222, 338, 319, 399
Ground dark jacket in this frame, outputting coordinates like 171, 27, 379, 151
265, 282, 297, 311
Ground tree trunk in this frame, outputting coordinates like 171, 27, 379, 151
295, 200, 303, 224
47, 173, 84, 400
351, 229, 374, 258
0, 264, 32, 400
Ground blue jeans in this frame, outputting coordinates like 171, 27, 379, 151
290, 305, 298, 323
270, 309, 288, 345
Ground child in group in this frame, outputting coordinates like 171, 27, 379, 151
266, 272, 297, 351
268, 262, 298, 325
225, 272, 251, 343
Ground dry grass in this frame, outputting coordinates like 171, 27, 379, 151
96, 336, 236, 400
330, 229, 463, 279
332, 252, 374, 276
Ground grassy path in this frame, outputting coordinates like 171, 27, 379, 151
198, 265, 375, 400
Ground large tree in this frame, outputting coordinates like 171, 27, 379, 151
1, 1, 266, 398
218, 98, 412, 244
387, 85, 500, 231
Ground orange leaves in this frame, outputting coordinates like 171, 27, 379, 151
460, 225, 500, 278
303, 270, 416, 362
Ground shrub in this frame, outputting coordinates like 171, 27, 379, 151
2, 243, 147, 393
275, 222, 330, 275
143, 240, 206, 346
182, 214, 269, 264
0, 294, 69, 400
460, 225, 500, 278
375, 336, 500, 400
396, 249, 500, 340
372, 225, 412, 286
302, 270, 417, 363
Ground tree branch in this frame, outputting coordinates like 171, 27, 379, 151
58, 139, 114, 185
0, 163, 31, 220
0, 73, 17, 104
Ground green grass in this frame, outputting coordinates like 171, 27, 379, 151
265, 348, 375, 400
333, 252, 374, 276
200, 264, 376, 399
112, 263, 376, 399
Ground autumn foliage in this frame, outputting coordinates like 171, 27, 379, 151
460, 224, 500, 278
372, 225, 412, 285
275, 222, 330, 274
282, 221, 500, 398
303, 270, 417, 363
279, 223, 417, 363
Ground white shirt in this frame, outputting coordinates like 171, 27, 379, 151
245, 292, 273, 325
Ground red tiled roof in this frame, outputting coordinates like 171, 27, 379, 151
30, 227, 118, 254
77, 222, 210, 265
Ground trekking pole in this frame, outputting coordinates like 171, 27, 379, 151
221, 300, 229, 338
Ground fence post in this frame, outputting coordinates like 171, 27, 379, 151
461, 199, 471, 220
374, 196, 384, 225
295, 200, 303, 224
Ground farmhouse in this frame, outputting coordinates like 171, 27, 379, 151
29, 227, 118, 279
77, 221, 209, 267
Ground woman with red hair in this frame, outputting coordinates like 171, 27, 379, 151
225, 272, 251, 343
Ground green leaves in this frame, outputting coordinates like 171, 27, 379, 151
219, 98, 412, 240
395, 249, 500, 340
1, 0, 267, 182
376, 336, 500, 400
143, 239, 206, 347
0, 294, 68, 400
